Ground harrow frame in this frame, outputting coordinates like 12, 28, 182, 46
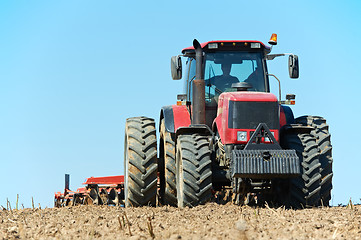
54, 174, 125, 207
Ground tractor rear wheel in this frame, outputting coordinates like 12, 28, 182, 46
295, 116, 333, 206
176, 133, 212, 207
159, 119, 177, 206
281, 132, 322, 208
124, 117, 157, 207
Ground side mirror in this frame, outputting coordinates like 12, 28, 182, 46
288, 55, 299, 79
171, 56, 182, 80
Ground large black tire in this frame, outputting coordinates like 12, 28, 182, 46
176, 133, 212, 208
281, 132, 322, 208
124, 117, 157, 207
295, 116, 333, 206
159, 119, 177, 206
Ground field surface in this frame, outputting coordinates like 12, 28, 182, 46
1, 203, 361, 239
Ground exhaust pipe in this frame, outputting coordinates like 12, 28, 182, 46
192, 39, 206, 125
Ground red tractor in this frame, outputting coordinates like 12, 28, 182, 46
123, 34, 333, 208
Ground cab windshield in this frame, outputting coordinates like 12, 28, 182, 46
204, 52, 266, 98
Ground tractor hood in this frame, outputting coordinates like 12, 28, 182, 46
214, 91, 279, 145
218, 91, 278, 104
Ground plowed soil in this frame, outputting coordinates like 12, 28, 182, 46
1, 203, 361, 239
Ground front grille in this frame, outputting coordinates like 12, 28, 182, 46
228, 101, 279, 129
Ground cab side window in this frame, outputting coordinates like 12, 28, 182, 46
187, 58, 196, 101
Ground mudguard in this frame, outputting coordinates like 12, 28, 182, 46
281, 124, 313, 134
280, 105, 295, 127
160, 105, 191, 133
175, 124, 213, 138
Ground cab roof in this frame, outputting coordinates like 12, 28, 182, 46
181, 40, 271, 55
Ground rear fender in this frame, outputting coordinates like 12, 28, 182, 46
160, 105, 191, 133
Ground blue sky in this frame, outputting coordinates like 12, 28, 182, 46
1, 0, 360, 208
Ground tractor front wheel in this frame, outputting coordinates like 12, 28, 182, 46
281, 132, 322, 208
159, 119, 177, 206
295, 116, 333, 206
176, 133, 212, 208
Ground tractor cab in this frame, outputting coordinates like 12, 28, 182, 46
176, 40, 272, 128
171, 37, 299, 130
180, 40, 270, 100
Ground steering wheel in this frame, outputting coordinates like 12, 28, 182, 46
207, 83, 223, 95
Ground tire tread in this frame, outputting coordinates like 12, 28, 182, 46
124, 117, 157, 207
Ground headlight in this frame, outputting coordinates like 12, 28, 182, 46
237, 131, 247, 142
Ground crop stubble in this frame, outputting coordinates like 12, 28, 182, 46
1, 203, 360, 239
